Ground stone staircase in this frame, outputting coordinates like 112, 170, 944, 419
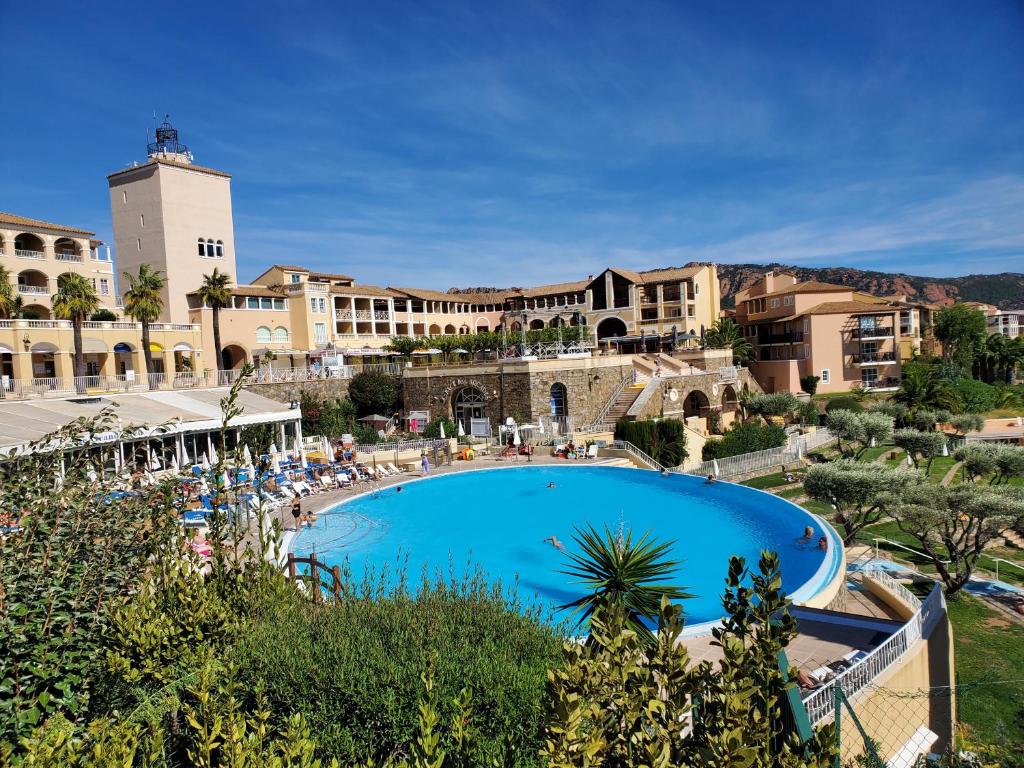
605, 380, 647, 423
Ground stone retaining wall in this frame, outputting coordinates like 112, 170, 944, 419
247, 377, 351, 404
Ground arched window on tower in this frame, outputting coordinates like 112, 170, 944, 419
197, 238, 205, 256
205, 239, 215, 257
215, 240, 224, 257
256, 326, 271, 343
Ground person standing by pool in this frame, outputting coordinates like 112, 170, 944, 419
421, 452, 430, 475
291, 497, 302, 531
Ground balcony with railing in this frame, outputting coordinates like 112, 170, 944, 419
851, 351, 896, 365
55, 251, 83, 262
17, 284, 49, 295
15, 249, 45, 260
850, 324, 894, 339
758, 331, 804, 344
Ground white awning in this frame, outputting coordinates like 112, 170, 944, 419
73, 338, 108, 354
172, 342, 193, 352
30, 342, 59, 353
0, 344, 13, 355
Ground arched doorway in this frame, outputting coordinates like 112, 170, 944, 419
444, 324, 456, 334
452, 386, 486, 434
596, 317, 628, 341
721, 385, 738, 413
221, 344, 248, 371
428, 324, 442, 335
684, 389, 710, 418
14, 232, 44, 257
550, 316, 564, 328
549, 382, 567, 419
529, 319, 545, 330
475, 320, 489, 333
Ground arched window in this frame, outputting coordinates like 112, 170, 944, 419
205, 239, 215, 257
255, 326, 271, 343
215, 240, 224, 257
550, 383, 568, 419
272, 326, 289, 341
197, 238, 205, 256
453, 386, 486, 434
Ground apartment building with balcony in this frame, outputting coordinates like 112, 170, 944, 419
964, 301, 1023, 340
734, 272, 931, 394
0, 213, 203, 393
0, 212, 118, 319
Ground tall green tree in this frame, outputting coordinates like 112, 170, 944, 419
934, 302, 988, 377
52, 273, 101, 392
704, 317, 753, 365
384, 335, 418, 362
0, 265, 14, 318
559, 524, 690, 648
881, 483, 1024, 594
121, 264, 166, 388
894, 361, 963, 412
195, 268, 233, 372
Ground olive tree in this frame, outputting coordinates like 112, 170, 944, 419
953, 444, 998, 483
910, 409, 950, 432
992, 445, 1024, 485
948, 413, 985, 438
825, 410, 894, 459
880, 484, 1024, 594
866, 400, 908, 427
893, 428, 948, 472
743, 392, 801, 421
803, 460, 923, 544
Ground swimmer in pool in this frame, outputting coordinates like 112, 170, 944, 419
818, 536, 828, 552
802, 526, 814, 541
396, 486, 403, 493
705, 474, 716, 484
547, 482, 556, 489
543, 535, 565, 551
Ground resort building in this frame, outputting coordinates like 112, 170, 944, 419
108, 118, 236, 325
964, 301, 1023, 339
734, 272, 938, 394
1, 212, 203, 393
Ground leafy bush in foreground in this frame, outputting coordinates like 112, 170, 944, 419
233, 567, 563, 766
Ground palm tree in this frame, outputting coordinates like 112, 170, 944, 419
704, 317, 753, 365
0, 265, 14, 318
122, 264, 166, 389
894, 363, 962, 413
195, 268, 233, 372
52, 273, 100, 393
559, 524, 690, 648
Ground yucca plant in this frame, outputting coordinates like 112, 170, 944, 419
559, 524, 690, 647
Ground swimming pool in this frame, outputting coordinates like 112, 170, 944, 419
291, 465, 842, 631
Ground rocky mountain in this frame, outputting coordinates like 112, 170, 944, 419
716, 264, 1024, 309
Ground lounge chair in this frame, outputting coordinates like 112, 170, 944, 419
586, 444, 599, 459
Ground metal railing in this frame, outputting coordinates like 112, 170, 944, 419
758, 331, 804, 344
54, 252, 82, 261
851, 352, 896, 364
803, 577, 944, 725
850, 326, 894, 339
498, 341, 591, 360
352, 437, 448, 455
683, 429, 835, 477
15, 249, 45, 259
992, 557, 1024, 583
873, 538, 950, 566
17, 284, 48, 294
584, 369, 637, 430
610, 439, 666, 471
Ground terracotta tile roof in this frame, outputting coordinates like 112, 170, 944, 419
308, 271, 355, 283
271, 264, 309, 273
330, 283, 396, 298
0, 211, 94, 237
107, 157, 231, 180
389, 286, 504, 304
636, 265, 703, 282
518, 280, 589, 298
760, 280, 853, 298
777, 300, 901, 321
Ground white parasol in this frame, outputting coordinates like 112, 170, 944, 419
200, 452, 210, 470
440, 421, 446, 440
294, 435, 306, 467
171, 455, 180, 474
209, 445, 219, 465
457, 420, 465, 437
269, 442, 278, 456
513, 426, 521, 446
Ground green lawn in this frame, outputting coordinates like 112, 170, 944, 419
947, 594, 1024, 751
741, 471, 791, 490
856, 444, 892, 463
926, 455, 958, 484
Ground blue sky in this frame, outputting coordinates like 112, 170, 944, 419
2, 0, 1023, 288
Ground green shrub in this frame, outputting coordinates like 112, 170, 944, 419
614, 418, 688, 467
744, 392, 800, 418
797, 400, 820, 426
234, 572, 562, 765
799, 375, 820, 396
422, 416, 456, 439
824, 396, 864, 413
347, 371, 402, 417
954, 378, 996, 413
702, 421, 787, 460
90, 308, 118, 321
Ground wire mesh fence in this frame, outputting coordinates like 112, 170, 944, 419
806, 679, 1024, 767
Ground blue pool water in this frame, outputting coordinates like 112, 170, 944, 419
292, 465, 840, 628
